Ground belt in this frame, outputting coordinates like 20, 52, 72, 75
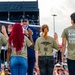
39, 56, 54, 60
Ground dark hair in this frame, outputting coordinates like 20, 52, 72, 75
70, 12, 75, 23
21, 18, 28, 22
42, 24, 49, 32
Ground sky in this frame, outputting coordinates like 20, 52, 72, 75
38, 0, 75, 44
0, 0, 75, 44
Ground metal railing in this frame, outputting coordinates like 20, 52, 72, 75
6, 19, 40, 25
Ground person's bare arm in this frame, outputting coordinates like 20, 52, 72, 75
35, 51, 38, 66
34, 39, 39, 70
28, 28, 34, 43
1, 25, 9, 39
28, 28, 34, 48
35, 50, 39, 71
62, 38, 66, 62
7, 48, 11, 64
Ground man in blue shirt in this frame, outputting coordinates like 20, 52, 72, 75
21, 18, 38, 75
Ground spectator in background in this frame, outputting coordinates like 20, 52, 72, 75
53, 63, 62, 75
54, 32, 62, 64
63, 63, 69, 75
57, 45, 62, 64
7, 23, 33, 75
7, 24, 13, 36
39, 27, 42, 36
57, 68, 65, 75
53, 32, 59, 64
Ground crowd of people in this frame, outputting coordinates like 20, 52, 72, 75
0, 12, 75, 75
